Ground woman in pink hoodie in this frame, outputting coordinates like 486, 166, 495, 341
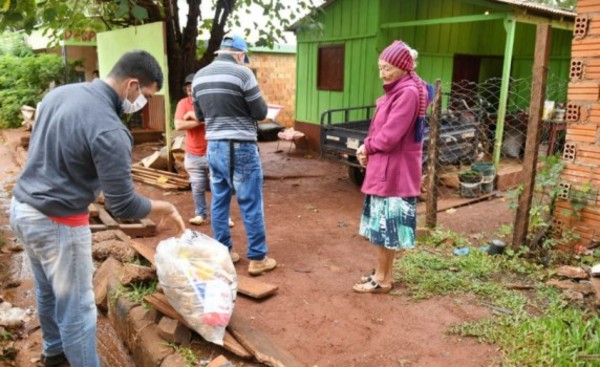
353, 41, 428, 294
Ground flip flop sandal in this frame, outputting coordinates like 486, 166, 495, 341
353, 278, 392, 294
359, 269, 375, 284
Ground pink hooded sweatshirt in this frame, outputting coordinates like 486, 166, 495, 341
362, 75, 423, 198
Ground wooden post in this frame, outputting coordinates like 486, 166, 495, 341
512, 24, 551, 249
426, 80, 443, 228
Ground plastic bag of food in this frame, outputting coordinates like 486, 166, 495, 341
155, 229, 237, 345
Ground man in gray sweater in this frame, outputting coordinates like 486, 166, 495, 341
192, 35, 276, 276
10, 50, 185, 367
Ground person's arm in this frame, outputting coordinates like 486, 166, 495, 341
242, 70, 268, 121
91, 130, 185, 234
174, 99, 203, 131
148, 199, 185, 234
364, 87, 419, 155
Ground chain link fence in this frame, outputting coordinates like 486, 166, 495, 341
424, 73, 569, 241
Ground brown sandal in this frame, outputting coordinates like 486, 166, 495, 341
353, 278, 392, 294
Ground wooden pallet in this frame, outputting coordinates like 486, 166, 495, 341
89, 203, 156, 238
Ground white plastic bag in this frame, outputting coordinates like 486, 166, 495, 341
155, 229, 237, 345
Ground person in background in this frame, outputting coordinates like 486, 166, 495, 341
10, 50, 186, 366
174, 74, 235, 229
92, 69, 99, 81
353, 40, 429, 294
191, 35, 277, 275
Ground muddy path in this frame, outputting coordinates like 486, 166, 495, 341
0, 128, 508, 366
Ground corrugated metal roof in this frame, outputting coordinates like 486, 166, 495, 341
290, 0, 576, 31
490, 0, 575, 18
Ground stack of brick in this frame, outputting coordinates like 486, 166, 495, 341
251, 52, 296, 127
557, 0, 600, 247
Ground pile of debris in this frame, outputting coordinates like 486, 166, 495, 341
92, 229, 301, 367
132, 135, 190, 191
546, 265, 600, 307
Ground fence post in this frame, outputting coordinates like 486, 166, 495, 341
492, 17, 517, 168
512, 24, 551, 249
426, 80, 442, 228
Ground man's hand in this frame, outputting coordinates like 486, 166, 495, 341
150, 200, 185, 236
356, 144, 368, 167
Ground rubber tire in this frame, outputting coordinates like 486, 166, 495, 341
348, 166, 365, 187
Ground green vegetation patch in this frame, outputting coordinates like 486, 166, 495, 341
395, 230, 600, 367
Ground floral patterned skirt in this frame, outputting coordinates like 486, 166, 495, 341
359, 195, 417, 251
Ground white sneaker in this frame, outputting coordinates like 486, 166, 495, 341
189, 215, 208, 225
228, 218, 235, 227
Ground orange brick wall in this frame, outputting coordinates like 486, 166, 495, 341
250, 53, 296, 127
559, 0, 600, 245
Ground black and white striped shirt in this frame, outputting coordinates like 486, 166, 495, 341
192, 54, 268, 141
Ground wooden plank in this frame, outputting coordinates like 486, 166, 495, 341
132, 166, 190, 181
206, 355, 232, 367
130, 240, 157, 265
88, 203, 99, 218
132, 175, 181, 190
114, 230, 131, 243
131, 169, 189, 186
90, 224, 108, 232
144, 293, 253, 359
118, 223, 156, 238
423, 193, 498, 213
237, 275, 279, 299
228, 313, 304, 367
97, 206, 119, 229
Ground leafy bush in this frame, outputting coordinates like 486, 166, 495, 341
0, 54, 81, 128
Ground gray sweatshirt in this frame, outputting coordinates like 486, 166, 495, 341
12, 79, 151, 219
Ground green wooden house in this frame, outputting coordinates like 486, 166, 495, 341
292, 0, 575, 155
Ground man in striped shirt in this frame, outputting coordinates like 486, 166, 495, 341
192, 35, 277, 276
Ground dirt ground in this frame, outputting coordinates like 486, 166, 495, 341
0, 128, 515, 367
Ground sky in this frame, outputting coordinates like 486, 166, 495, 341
177, 0, 324, 45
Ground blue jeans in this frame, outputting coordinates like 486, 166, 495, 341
207, 140, 267, 260
184, 152, 209, 217
9, 198, 100, 367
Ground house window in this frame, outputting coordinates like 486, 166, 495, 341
317, 45, 344, 91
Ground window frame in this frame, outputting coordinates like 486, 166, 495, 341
317, 44, 345, 92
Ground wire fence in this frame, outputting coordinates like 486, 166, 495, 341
424, 73, 569, 243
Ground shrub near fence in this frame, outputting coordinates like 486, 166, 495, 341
0, 54, 81, 128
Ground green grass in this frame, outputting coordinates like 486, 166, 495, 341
125, 280, 158, 308
164, 342, 198, 367
395, 229, 600, 367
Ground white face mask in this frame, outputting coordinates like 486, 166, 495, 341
122, 84, 147, 114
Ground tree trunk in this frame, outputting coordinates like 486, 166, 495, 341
162, 0, 234, 101
129, 0, 236, 101
197, 0, 237, 69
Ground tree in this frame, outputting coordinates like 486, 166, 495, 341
0, 0, 318, 100
532, 0, 577, 10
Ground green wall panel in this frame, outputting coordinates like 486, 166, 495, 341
295, 0, 573, 124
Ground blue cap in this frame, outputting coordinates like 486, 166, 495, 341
221, 35, 250, 64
